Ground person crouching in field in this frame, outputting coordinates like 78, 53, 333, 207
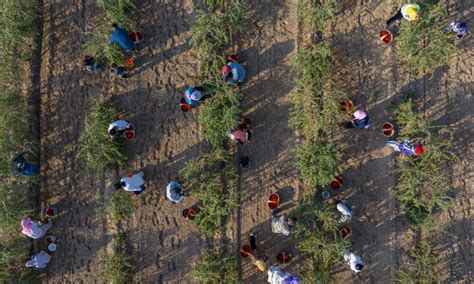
386, 3, 420, 29
26, 251, 52, 269
343, 250, 364, 273
271, 211, 296, 236
247, 233, 269, 272
110, 63, 129, 78
386, 140, 423, 155
341, 110, 371, 130
83, 55, 103, 74
183, 86, 204, 108
13, 153, 39, 176
21, 217, 52, 239
221, 61, 246, 85
110, 23, 134, 53
119, 172, 146, 195
166, 181, 186, 203
108, 120, 131, 139
228, 118, 252, 144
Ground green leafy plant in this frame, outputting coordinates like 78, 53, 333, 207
104, 190, 136, 224
395, 2, 457, 77
297, 0, 340, 32
396, 240, 442, 283
198, 82, 241, 147
0, 0, 39, 81
294, 197, 350, 282
289, 43, 347, 140
391, 98, 454, 228
0, 238, 31, 282
193, 249, 238, 283
97, 0, 136, 30
0, 187, 31, 236
0, 93, 35, 177
296, 141, 339, 190
183, 149, 237, 236
103, 234, 134, 284
69, 101, 127, 172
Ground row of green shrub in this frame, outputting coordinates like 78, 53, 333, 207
188, 1, 243, 280
84, 0, 137, 66
391, 98, 452, 282
185, 0, 243, 238
291, 1, 349, 282
103, 233, 134, 284
0, 0, 40, 281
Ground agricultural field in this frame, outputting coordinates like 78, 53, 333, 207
0, 0, 472, 283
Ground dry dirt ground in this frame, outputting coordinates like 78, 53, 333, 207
35, 0, 471, 283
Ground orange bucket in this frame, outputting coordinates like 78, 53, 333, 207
240, 244, 251, 258
124, 58, 135, 69
380, 30, 392, 43
382, 122, 394, 137
277, 252, 292, 264
268, 193, 280, 209
182, 208, 197, 220
330, 176, 343, 189
339, 100, 353, 112
340, 227, 351, 239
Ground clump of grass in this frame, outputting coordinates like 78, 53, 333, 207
97, 0, 136, 30
296, 141, 339, 190
103, 233, 134, 284
69, 101, 127, 172
198, 82, 241, 147
391, 98, 454, 228
0, 187, 31, 236
104, 190, 137, 224
395, 2, 457, 77
0, 0, 39, 82
0, 238, 31, 282
193, 249, 238, 283
289, 43, 346, 140
294, 197, 351, 282
297, 0, 340, 32
190, 1, 244, 77
183, 149, 237, 236
396, 240, 442, 282
0, 92, 35, 177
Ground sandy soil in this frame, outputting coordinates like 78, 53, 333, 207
34, 0, 472, 283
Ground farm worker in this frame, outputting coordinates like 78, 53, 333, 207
337, 201, 353, 223
449, 20, 467, 38
343, 250, 364, 273
21, 217, 52, 239
110, 63, 129, 78
386, 3, 420, 28
108, 120, 131, 138
247, 233, 269, 272
183, 87, 203, 107
166, 181, 186, 203
13, 154, 39, 176
120, 171, 146, 195
83, 55, 103, 74
26, 251, 52, 269
271, 211, 296, 236
221, 62, 246, 85
386, 140, 423, 155
267, 265, 301, 284
110, 23, 134, 52
228, 128, 251, 144
342, 110, 371, 129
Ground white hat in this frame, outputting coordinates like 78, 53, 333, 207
353, 110, 368, 120
190, 91, 202, 101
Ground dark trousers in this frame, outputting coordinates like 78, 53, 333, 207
250, 235, 257, 250
386, 9, 403, 28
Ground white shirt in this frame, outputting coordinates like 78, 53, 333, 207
26, 251, 51, 268
344, 252, 363, 273
121, 172, 144, 192
23, 222, 44, 239
267, 265, 290, 283
108, 120, 130, 133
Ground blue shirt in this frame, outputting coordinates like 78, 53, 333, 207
223, 62, 246, 84
184, 87, 200, 107
110, 27, 134, 52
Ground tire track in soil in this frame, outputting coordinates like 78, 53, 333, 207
39, 0, 112, 282
231, 0, 299, 282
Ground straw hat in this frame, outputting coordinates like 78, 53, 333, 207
406, 7, 419, 21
